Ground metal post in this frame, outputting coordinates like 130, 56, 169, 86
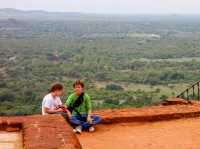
198, 82, 200, 100
193, 86, 195, 100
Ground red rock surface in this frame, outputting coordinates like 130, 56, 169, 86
94, 102, 200, 123
162, 97, 191, 105
1, 101, 200, 149
78, 118, 200, 149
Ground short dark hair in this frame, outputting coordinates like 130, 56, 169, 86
73, 80, 84, 88
49, 83, 63, 92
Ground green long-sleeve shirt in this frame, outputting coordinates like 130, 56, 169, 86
65, 93, 92, 115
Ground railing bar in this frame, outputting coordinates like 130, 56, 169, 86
193, 86, 195, 100
176, 81, 200, 100
198, 82, 200, 100
186, 81, 200, 91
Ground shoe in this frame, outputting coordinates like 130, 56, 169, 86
89, 126, 95, 132
73, 129, 77, 133
74, 126, 82, 134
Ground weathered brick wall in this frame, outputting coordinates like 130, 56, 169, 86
0, 115, 82, 149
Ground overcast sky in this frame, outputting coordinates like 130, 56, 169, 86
1, 0, 200, 14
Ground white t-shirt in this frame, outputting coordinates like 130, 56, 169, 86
42, 93, 62, 115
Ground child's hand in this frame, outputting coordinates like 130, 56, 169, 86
87, 115, 93, 123
56, 108, 64, 112
62, 105, 67, 109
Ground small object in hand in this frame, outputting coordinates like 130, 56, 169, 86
61, 107, 68, 113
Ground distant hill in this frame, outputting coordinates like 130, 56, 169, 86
0, 8, 138, 22
0, 8, 86, 20
1, 8, 200, 22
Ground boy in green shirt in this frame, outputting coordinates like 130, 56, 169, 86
65, 80, 101, 133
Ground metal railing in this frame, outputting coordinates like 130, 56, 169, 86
177, 81, 200, 101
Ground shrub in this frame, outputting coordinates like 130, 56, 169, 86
106, 84, 124, 91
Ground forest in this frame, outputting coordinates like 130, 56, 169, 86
1, 9, 200, 115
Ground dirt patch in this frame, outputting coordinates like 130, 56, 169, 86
78, 118, 200, 149
0, 131, 23, 149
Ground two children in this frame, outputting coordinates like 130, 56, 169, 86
42, 80, 101, 133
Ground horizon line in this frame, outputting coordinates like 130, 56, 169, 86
1, 8, 200, 16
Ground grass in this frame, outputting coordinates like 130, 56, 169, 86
95, 81, 190, 102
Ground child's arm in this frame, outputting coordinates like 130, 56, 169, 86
44, 107, 63, 114
58, 105, 72, 118
86, 94, 93, 123
87, 109, 93, 123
